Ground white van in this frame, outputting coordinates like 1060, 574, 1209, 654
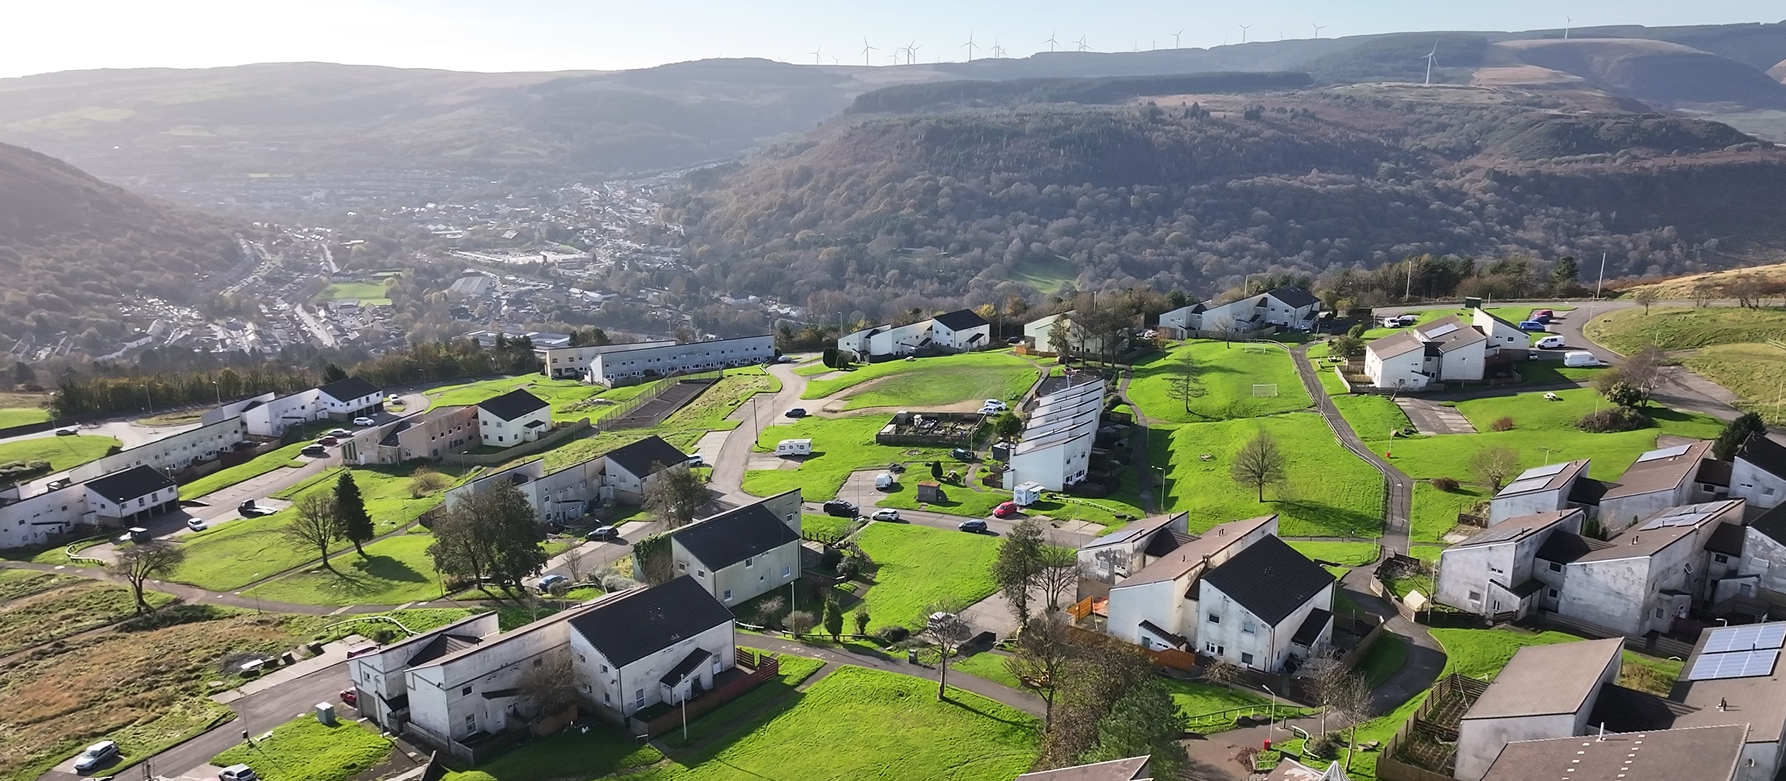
1563, 351, 1601, 368
1534, 335, 1566, 350
775, 438, 813, 456
875, 472, 896, 490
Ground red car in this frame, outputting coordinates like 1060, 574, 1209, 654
339, 689, 357, 706
993, 501, 1020, 518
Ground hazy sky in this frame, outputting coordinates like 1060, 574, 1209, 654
4, 0, 1781, 78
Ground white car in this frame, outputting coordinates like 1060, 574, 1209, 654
982, 399, 1008, 412
186, 519, 208, 532
1533, 335, 1566, 350
871, 508, 901, 522
352, 416, 377, 426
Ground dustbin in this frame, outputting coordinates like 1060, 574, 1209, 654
906, 650, 918, 664
315, 702, 337, 726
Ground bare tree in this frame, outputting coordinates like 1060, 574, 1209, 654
1470, 446, 1519, 493
1620, 344, 1669, 406
1230, 429, 1287, 502
563, 546, 586, 584
642, 463, 710, 529
1691, 279, 1717, 308
785, 609, 816, 637
1729, 274, 1764, 308
285, 492, 340, 573
1202, 658, 1245, 688
516, 648, 582, 721
1162, 350, 1205, 412
1037, 545, 1080, 613
114, 541, 185, 614
756, 595, 786, 629
1008, 614, 1073, 727
1631, 287, 1660, 315
1329, 667, 1374, 770
921, 608, 974, 700
409, 465, 449, 498
1301, 655, 1362, 739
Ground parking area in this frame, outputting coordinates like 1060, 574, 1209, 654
1394, 397, 1478, 435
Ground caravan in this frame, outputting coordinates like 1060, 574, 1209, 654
775, 439, 813, 456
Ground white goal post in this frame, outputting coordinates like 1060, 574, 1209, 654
1252, 384, 1279, 398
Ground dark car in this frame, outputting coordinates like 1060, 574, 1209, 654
238, 499, 257, 514
72, 741, 119, 773
1005, 336, 1024, 345
823, 499, 858, 518
586, 525, 618, 541
301, 445, 328, 457
958, 520, 989, 533
784, 408, 808, 418
950, 447, 975, 461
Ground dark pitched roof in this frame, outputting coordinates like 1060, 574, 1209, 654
317, 376, 380, 403
605, 435, 689, 478
1536, 532, 1600, 564
1738, 433, 1786, 480
1144, 528, 1197, 558
1265, 286, 1319, 309
403, 633, 482, 667
1749, 502, 1786, 546
672, 504, 799, 570
568, 576, 734, 668
1569, 477, 1612, 505
84, 465, 175, 503
1200, 536, 1333, 626
1479, 725, 1746, 781
1138, 620, 1187, 648
477, 388, 549, 421
1586, 683, 1696, 734
931, 308, 989, 331
1291, 608, 1332, 647
1706, 522, 1745, 557
660, 647, 712, 686
1696, 459, 1733, 488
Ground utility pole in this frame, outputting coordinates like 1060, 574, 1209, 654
1594, 252, 1607, 300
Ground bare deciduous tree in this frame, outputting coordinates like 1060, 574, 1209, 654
1037, 545, 1080, 613
1230, 429, 1287, 502
1631, 286, 1660, 315
563, 546, 586, 584
1620, 344, 1669, 406
516, 648, 583, 721
920, 607, 973, 701
1008, 614, 1073, 727
1163, 350, 1205, 412
114, 541, 185, 614
1470, 446, 1520, 493
642, 463, 710, 529
285, 492, 340, 573
785, 609, 816, 637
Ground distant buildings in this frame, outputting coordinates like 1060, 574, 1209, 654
0, 464, 182, 548
838, 309, 991, 361
541, 341, 674, 380
438, 434, 692, 520
1158, 286, 1321, 336
585, 335, 775, 387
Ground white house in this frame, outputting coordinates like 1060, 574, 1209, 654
929, 309, 991, 352
1022, 311, 1126, 356
82, 466, 179, 527
1363, 311, 1518, 390
1006, 378, 1104, 491
1454, 639, 1626, 781
1471, 308, 1528, 353
1195, 535, 1335, 672
349, 612, 501, 734
1732, 434, 1786, 512
602, 435, 692, 505
1555, 499, 1746, 637
1435, 509, 1586, 619
1738, 504, 1786, 603
441, 456, 608, 524
586, 335, 775, 386
67, 416, 250, 483
1077, 512, 1193, 585
1104, 515, 1277, 651
1597, 441, 1721, 533
476, 389, 552, 449
317, 376, 384, 420
669, 490, 803, 606
1162, 287, 1321, 335
1488, 460, 1591, 525
541, 341, 674, 380
1412, 315, 1488, 382
1363, 331, 1429, 391
404, 601, 597, 753
567, 576, 737, 720
0, 482, 89, 549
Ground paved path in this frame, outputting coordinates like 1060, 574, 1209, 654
1114, 369, 1162, 514
737, 632, 1049, 717
1290, 344, 1412, 556
711, 363, 807, 505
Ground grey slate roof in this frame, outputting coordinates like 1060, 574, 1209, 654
672, 504, 799, 571
85, 465, 175, 504
317, 376, 380, 403
477, 389, 549, 421
1738, 433, 1786, 480
1200, 536, 1333, 626
568, 576, 734, 668
1265, 286, 1319, 309
605, 435, 689, 478
931, 308, 989, 331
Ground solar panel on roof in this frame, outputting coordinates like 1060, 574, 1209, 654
1703, 624, 1786, 654
1464, 527, 1527, 545
1424, 323, 1460, 338
1500, 477, 1553, 495
1686, 649, 1780, 681
1519, 462, 1569, 479
1636, 444, 1692, 463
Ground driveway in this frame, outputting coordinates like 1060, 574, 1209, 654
1393, 398, 1476, 435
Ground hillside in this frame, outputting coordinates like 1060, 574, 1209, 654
663, 88, 1786, 317
1486, 39, 1786, 109
0, 142, 239, 346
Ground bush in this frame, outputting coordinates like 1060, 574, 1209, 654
836, 556, 861, 580
879, 625, 910, 643
1576, 407, 1648, 433
819, 547, 843, 570
1489, 416, 1515, 432
1431, 477, 1460, 492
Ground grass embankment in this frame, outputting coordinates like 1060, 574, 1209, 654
1585, 306, 1786, 424
1288, 542, 1382, 566
1126, 340, 1312, 423
852, 523, 999, 631
659, 368, 781, 430
244, 531, 444, 607
0, 434, 120, 473
179, 441, 311, 500
426, 375, 648, 419
0, 571, 175, 656
1430, 627, 1682, 694
210, 717, 393, 781
802, 351, 1034, 401
1683, 343, 1786, 425
840, 359, 1036, 410
741, 415, 955, 500
1153, 413, 1385, 538
0, 393, 52, 428
1010, 255, 1079, 295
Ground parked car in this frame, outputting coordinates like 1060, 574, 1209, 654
958, 520, 989, 533
72, 741, 119, 773
871, 508, 902, 522
992, 501, 1020, 518
981, 399, 1008, 412
536, 574, 569, 592
300, 445, 328, 457
1563, 351, 1602, 368
1005, 336, 1024, 345
352, 416, 376, 426
951, 447, 975, 461
386, 394, 402, 403
218, 764, 259, 781
823, 499, 859, 518
1531, 308, 1555, 323
1518, 320, 1548, 332
586, 525, 618, 541
186, 519, 208, 532
54, 427, 78, 436
904, 356, 917, 362
1534, 335, 1567, 350
118, 527, 150, 544
784, 407, 808, 419
316, 436, 338, 446
339, 689, 358, 706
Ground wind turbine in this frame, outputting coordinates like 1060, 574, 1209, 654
861, 36, 876, 66
1312, 23, 1327, 39
810, 45, 823, 65
1170, 28, 1184, 48
992, 38, 1004, 59
1422, 42, 1439, 85
907, 42, 921, 64
1076, 35, 1090, 52
1238, 23, 1252, 43
830, 55, 843, 65
962, 31, 979, 62
1046, 30, 1061, 52
1564, 15, 1573, 39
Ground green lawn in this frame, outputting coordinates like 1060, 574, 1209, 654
1126, 340, 1313, 423
854, 523, 1000, 631
802, 351, 1034, 401
1010, 255, 1079, 295
659, 368, 781, 430
0, 434, 119, 473
1331, 394, 1412, 441
656, 651, 828, 749
1585, 305, 1786, 353
1287, 541, 1382, 566
952, 652, 1027, 690
179, 441, 309, 500
171, 466, 455, 591
1357, 635, 1410, 688
0, 408, 50, 428
1428, 627, 1679, 694
1305, 342, 1350, 396
629, 666, 1039, 781
1164, 678, 1271, 719
447, 729, 663, 781
427, 375, 646, 419
741, 415, 955, 501
210, 717, 392, 781
315, 281, 392, 303
1154, 414, 1385, 537
1682, 342, 1786, 425
873, 477, 1136, 528
842, 362, 1036, 411
243, 531, 444, 607
801, 514, 855, 541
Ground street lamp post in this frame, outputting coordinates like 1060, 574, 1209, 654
1263, 685, 1279, 731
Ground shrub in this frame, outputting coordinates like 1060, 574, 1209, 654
1576, 407, 1648, 433
1489, 416, 1515, 432
819, 547, 843, 570
879, 625, 910, 643
1431, 477, 1460, 492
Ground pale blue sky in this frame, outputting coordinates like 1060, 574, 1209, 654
3, 0, 1780, 78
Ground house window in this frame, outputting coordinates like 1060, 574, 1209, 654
1715, 554, 1729, 564
600, 664, 608, 673
724, 589, 732, 601
1207, 613, 1220, 624
1467, 590, 1481, 603
464, 714, 475, 732
745, 557, 753, 568
1548, 589, 1558, 598
1241, 653, 1255, 666
604, 693, 611, 703
698, 570, 705, 578
461, 686, 471, 696
1548, 562, 1562, 572
635, 689, 645, 708
1242, 619, 1255, 635
783, 565, 791, 577
1654, 608, 1664, 619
